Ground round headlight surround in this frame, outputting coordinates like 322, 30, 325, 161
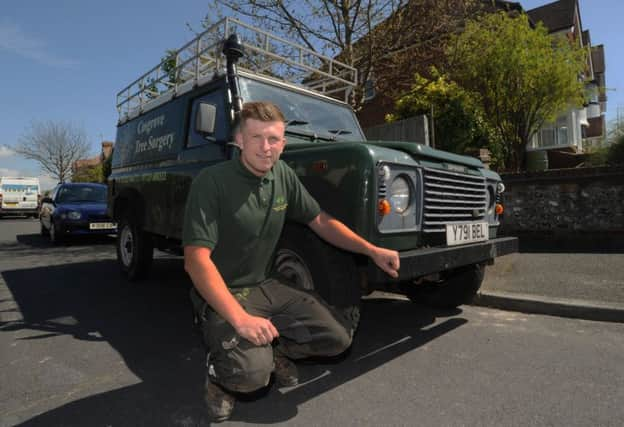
379, 164, 391, 182
485, 187, 494, 215
389, 175, 411, 214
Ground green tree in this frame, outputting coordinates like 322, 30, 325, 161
144, 49, 177, 98
607, 117, 624, 144
607, 135, 624, 165
72, 164, 103, 183
102, 152, 113, 182
197, 0, 484, 107
586, 118, 624, 167
386, 67, 502, 166
446, 12, 587, 171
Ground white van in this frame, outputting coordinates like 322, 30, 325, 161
0, 177, 41, 218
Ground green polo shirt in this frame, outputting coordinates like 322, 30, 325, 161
183, 158, 321, 288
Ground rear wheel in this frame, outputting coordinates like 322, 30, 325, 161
403, 263, 485, 309
274, 223, 361, 334
116, 212, 153, 280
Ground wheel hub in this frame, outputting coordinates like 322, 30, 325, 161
119, 225, 134, 267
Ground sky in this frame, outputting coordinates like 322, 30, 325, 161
1, 0, 623, 190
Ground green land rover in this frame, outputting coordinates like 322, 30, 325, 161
108, 18, 517, 310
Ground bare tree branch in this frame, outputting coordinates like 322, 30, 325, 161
14, 120, 91, 183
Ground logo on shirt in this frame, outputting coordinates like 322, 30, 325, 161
273, 196, 288, 212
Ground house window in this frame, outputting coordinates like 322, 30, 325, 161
540, 127, 556, 147
536, 115, 569, 148
557, 120, 569, 145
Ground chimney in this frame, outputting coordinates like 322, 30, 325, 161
101, 141, 114, 160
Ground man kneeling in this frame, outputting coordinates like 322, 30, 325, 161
183, 101, 399, 422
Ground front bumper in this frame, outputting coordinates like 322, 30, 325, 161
58, 221, 117, 236
0, 207, 38, 215
367, 236, 518, 283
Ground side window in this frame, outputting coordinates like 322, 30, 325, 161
187, 89, 229, 148
56, 186, 70, 203
50, 185, 61, 202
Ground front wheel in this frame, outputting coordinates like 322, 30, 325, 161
274, 223, 361, 334
116, 212, 153, 280
404, 263, 485, 309
49, 221, 64, 245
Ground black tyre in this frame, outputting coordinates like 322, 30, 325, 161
49, 221, 64, 245
116, 212, 154, 280
404, 263, 485, 309
274, 223, 361, 332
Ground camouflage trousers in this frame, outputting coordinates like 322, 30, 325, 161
190, 278, 353, 393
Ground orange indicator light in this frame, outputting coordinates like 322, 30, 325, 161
378, 199, 391, 215
495, 203, 504, 215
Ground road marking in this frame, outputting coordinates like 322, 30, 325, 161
355, 336, 412, 362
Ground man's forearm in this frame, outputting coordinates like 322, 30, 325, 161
308, 211, 400, 278
308, 211, 374, 256
184, 250, 248, 328
184, 246, 280, 346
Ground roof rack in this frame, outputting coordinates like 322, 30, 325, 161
116, 17, 357, 122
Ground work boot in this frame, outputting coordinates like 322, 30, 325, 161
274, 354, 299, 387
204, 380, 235, 422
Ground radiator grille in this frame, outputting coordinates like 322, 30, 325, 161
422, 167, 487, 233
86, 213, 110, 221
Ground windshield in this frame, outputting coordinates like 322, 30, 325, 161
57, 186, 107, 203
1, 184, 38, 193
239, 77, 365, 142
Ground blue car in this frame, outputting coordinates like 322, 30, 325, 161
40, 183, 117, 244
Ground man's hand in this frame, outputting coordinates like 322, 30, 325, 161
369, 246, 400, 278
233, 314, 279, 346
308, 212, 400, 278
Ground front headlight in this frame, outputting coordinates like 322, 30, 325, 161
67, 211, 82, 220
377, 162, 420, 233
496, 182, 505, 194
389, 176, 411, 214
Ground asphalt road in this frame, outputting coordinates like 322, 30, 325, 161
483, 252, 624, 305
1, 219, 624, 426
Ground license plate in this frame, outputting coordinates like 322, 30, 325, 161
446, 222, 488, 246
3, 202, 18, 206
89, 222, 117, 230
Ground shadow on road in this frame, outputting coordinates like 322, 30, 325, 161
0, 234, 116, 262
2, 258, 467, 426
16, 232, 116, 248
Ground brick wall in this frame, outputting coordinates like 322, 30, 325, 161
499, 166, 624, 251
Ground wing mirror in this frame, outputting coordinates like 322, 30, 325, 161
195, 103, 216, 136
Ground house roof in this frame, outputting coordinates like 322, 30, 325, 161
527, 0, 577, 33
591, 44, 605, 74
